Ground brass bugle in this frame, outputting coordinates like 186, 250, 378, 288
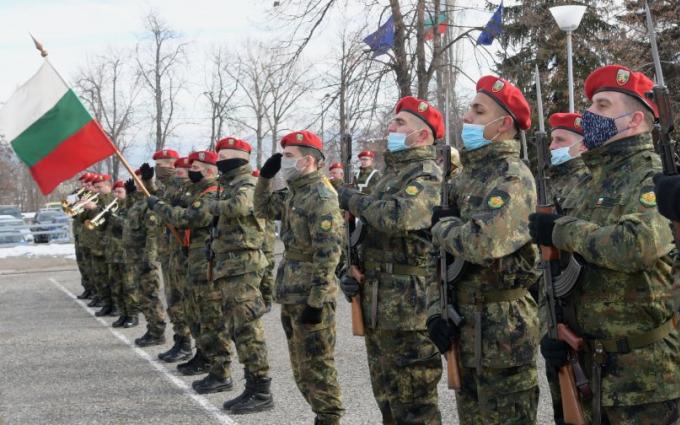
65, 192, 99, 217
84, 198, 118, 230
61, 188, 88, 209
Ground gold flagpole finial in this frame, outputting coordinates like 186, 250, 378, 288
29, 33, 48, 57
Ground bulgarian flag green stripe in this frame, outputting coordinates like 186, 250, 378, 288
0, 60, 115, 195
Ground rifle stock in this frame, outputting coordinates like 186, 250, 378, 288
559, 364, 586, 425
351, 296, 364, 336
445, 347, 462, 390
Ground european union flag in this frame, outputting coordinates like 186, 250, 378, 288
477, 2, 504, 46
363, 15, 395, 58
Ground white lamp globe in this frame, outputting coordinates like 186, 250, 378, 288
549, 5, 587, 32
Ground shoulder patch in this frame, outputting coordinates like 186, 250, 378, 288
485, 189, 510, 210
487, 196, 505, 209
404, 181, 424, 197
320, 219, 332, 231
192, 200, 202, 208
639, 191, 656, 207
149, 214, 157, 222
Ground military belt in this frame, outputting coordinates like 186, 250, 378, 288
363, 261, 430, 277
190, 241, 206, 249
456, 287, 527, 305
285, 251, 313, 262
588, 312, 679, 354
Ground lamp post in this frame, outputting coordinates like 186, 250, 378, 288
549, 5, 587, 113
320, 93, 330, 143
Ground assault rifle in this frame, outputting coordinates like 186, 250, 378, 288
535, 66, 587, 425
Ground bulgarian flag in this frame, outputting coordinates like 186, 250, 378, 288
0, 60, 116, 195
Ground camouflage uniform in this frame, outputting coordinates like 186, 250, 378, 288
124, 189, 165, 338
354, 166, 381, 194
82, 193, 115, 306
152, 178, 219, 362
260, 219, 276, 307
344, 145, 443, 425
206, 163, 270, 381
430, 140, 540, 424
552, 134, 680, 422
72, 205, 93, 295
109, 200, 139, 317
254, 170, 344, 425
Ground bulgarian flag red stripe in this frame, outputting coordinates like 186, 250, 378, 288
0, 60, 116, 195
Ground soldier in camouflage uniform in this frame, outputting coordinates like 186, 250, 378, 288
252, 168, 276, 312
354, 150, 381, 194
531, 65, 680, 424
148, 151, 219, 379
75, 172, 95, 300
79, 174, 103, 308
328, 162, 344, 190
337, 96, 443, 424
429, 77, 540, 424
123, 171, 166, 346
255, 130, 344, 425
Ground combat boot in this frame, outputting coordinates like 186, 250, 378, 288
135, 332, 166, 347
192, 373, 233, 394
123, 315, 138, 328
112, 315, 127, 328
109, 305, 120, 316
226, 375, 274, 414
77, 288, 92, 299
87, 297, 101, 307
178, 350, 208, 376
95, 304, 113, 317
158, 335, 181, 361
162, 336, 192, 363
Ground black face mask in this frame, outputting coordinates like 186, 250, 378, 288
188, 170, 204, 183
217, 158, 248, 174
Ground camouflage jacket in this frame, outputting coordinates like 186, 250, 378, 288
80, 192, 114, 256
430, 140, 540, 369
254, 170, 342, 307
105, 200, 127, 264
122, 190, 160, 263
547, 156, 589, 208
208, 164, 267, 284
553, 134, 680, 406
154, 173, 181, 257
345, 146, 442, 331
354, 166, 381, 194
153, 178, 218, 283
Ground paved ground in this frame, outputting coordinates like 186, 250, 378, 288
0, 255, 556, 425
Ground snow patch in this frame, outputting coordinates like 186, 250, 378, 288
0, 243, 75, 259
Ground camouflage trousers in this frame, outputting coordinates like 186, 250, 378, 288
90, 254, 111, 305
185, 279, 214, 356
260, 250, 275, 306
132, 261, 166, 337
364, 328, 442, 425
596, 398, 680, 425
162, 248, 191, 339
203, 271, 270, 381
456, 364, 538, 425
75, 240, 93, 292
281, 303, 344, 425
112, 262, 139, 316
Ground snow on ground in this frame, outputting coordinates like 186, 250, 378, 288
0, 243, 75, 259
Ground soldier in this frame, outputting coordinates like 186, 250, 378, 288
355, 150, 381, 194
148, 151, 219, 379
255, 130, 344, 425
117, 178, 143, 329
530, 65, 680, 424
337, 96, 444, 424
80, 173, 103, 308
75, 172, 95, 300
546, 112, 589, 207
328, 162, 344, 190
252, 168, 276, 313
428, 76, 540, 424
124, 169, 166, 346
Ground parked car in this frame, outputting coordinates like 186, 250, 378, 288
0, 205, 23, 220
0, 215, 33, 245
32, 210, 71, 243
43, 202, 63, 211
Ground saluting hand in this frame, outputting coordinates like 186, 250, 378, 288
124, 179, 136, 195
260, 153, 283, 179
140, 162, 154, 180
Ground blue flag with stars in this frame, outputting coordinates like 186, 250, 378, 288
363, 15, 395, 58
477, 2, 504, 46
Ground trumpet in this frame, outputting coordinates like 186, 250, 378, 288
85, 198, 118, 230
65, 192, 99, 217
61, 188, 89, 209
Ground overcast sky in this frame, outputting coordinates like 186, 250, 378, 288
0, 0, 503, 168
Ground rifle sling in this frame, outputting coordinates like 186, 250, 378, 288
456, 287, 528, 305
587, 312, 679, 354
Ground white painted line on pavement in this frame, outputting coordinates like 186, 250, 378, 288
49, 277, 238, 425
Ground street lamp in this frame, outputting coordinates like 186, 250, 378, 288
549, 5, 587, 113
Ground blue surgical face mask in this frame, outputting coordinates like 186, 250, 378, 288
386, 129, 417, 152
461, 116, 505, 151
550, 146, 572, 166
581, 110, 633, 150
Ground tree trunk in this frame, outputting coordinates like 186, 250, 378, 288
389, 0, 412, 97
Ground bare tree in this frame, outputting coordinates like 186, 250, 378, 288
136, 11, 186, 151
203, 47, 240, 150
75, 50, 142, 180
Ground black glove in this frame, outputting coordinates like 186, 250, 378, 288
338, 186, 360, 211
140, 162, 154, 180
146, 195, 160, 210
260, 153, 282, 179
540, 335, 569, 369
339, 274, 360, 299
426, 315, 459, 355
124, 178, 136, 195
431, 205, 460, 228
528, 212, 560, 246
300, 305, 323, 325
653, 173, 680, 221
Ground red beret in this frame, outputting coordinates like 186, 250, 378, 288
549, 112, 583, 135
251, 168, 260, 177
174, 157, 191, 169
395, 96, 445, 139
329, 162, 343, 171
112, 180, 125, 190
358, 151, 375, 159
92, 174, 111, 184
280, 130, 323, 152
79, 172, 93, 181
152, 149, 180, 160
216, 137, 252, 153
134, 169, 141, 176
188, 150, 218, 165
584, 64, 658, 118
84, 173, 98, 183
476, 75, 532, 131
